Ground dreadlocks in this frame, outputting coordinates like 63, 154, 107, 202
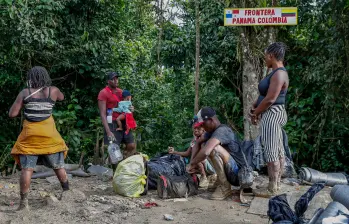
27, 66, 52, 89
266, 42, 287, 62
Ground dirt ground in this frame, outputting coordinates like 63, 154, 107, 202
0, 174, 270, 224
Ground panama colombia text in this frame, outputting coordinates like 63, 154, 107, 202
232, 9, 288, 25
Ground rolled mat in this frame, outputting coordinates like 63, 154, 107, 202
331, 185, 349, 210
314, 201, 349, 224
67, 168, 91, 177
32, 167, 90, 179
299, 167, 348, 187
32, 170, 55, 179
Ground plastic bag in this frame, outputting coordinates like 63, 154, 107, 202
113, 154, 148, 198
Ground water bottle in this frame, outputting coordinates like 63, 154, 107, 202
107, 109, 112, 124
108, 141, 123, 164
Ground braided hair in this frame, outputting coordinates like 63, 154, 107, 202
27, 66, 52, 88
266, 42, 287, 62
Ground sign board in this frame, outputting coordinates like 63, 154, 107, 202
224, 7, 298, 26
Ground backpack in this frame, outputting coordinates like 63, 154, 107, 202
238, 150, 254, 188
238, 165, 254, 189
147, 154, 186, 189
157, 173, 199, 199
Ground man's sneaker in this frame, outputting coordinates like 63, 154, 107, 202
199, 176, 209, 188
207, 174, 219, 192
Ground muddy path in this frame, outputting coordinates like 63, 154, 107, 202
0, 175, 269, 224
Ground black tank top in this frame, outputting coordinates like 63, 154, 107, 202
256, 67, 287, 107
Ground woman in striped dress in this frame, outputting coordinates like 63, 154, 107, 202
9, 66, 69, 210
249, 42, 289, 197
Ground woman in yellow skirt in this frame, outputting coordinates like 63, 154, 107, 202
9, 66, 69, 211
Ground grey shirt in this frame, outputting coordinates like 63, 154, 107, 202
205, 124, 246, 167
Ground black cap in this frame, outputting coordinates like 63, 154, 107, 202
197, 107, 216, 122
107, 71, 120, 80
122, 90, 132, 98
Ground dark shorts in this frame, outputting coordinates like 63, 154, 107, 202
19, 152, 65, 169
104, 121, 135, 146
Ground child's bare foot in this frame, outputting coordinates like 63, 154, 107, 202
116, 128, 123, 131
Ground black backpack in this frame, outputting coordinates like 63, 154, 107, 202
157, 173, 199, 199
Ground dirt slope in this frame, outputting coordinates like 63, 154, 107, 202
0, 175, 268, 224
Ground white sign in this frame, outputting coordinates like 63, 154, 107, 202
224, 7, 298, 26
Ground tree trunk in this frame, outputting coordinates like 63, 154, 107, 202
194, 0, 200, 114
78, 151, 85, 168
242, 59, 260, 140
241, 26, 276, 140
241, 29, 260, 141
240, 0, 278, 140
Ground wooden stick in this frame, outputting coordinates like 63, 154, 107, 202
12, 162, 17, 175
94, 131, 100, 164
100, 141, 105, 165
78, 151, 85, 168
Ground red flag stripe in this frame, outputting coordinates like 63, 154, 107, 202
233, 10, 239, 14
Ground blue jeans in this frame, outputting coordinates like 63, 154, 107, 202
19, 152, 65, 169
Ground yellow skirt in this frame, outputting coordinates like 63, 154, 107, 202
11, 116, 68, 165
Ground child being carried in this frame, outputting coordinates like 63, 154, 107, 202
113, 90, 137, 133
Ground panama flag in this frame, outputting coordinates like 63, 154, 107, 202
226, 8, 240, 23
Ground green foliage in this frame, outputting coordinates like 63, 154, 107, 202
1, 0, 349, 173
0, 0, 128, 169
276, 0, 349, 171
